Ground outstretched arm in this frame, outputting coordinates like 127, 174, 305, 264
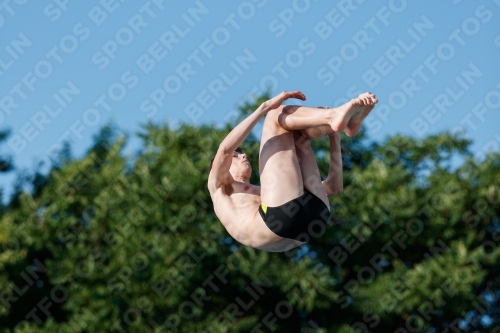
322, 132, 343, 196
209, 91, 306, 189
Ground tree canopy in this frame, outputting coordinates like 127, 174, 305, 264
0, 98, 499, 332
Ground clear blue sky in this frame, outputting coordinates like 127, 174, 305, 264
1, 0, 499, 202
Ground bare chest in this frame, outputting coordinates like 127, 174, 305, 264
211, 182, 259, 231
211, 182, 304, 251
214, 183, 261, 219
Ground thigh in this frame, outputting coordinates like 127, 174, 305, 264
259, 107, 304, 207
293, 132, 330, 208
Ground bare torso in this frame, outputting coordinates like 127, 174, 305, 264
208, 180, 305, 252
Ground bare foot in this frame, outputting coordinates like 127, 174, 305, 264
345, 92, 378, 136
329, 92, 378, 136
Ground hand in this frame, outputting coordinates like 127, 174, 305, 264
328, 131, 340, 140
261, 90, 306, 112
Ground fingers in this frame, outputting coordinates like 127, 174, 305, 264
281, 90, 306, 101
330, 131, 341, 140
291, 91, 306, 100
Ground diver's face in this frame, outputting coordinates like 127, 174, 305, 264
229, 151, 251, 179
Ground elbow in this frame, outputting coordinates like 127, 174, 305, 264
334, 185, 344, 194
335, 184, 344, 194
323, 181, 343, 196
327, 188, 343, 196
218, 144, 230, 156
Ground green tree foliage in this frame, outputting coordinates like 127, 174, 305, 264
0, 100, 499, 332
0, 129, 14, 206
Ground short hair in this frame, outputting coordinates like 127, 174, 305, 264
209, 147, 243, 174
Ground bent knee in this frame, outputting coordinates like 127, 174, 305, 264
264, 106, 288, 133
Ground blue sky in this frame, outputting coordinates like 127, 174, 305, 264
1, 0, 499, 202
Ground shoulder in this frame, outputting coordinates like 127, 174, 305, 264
208, 176, 233, 199
208, 172, 230, 192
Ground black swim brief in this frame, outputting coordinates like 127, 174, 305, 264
258, 189, 330, 242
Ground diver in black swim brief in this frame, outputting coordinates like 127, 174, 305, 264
208, 90, 378, 252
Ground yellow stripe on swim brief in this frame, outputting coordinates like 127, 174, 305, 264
261, 203, 267, 214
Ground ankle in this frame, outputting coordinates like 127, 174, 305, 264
328, 109, 345, 132
327, 108, 336, 123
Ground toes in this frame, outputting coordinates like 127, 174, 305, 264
356, 95, 378, 106
359, 92, 373, 101
360, 92, 377, 104
363, 94, 377, 105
